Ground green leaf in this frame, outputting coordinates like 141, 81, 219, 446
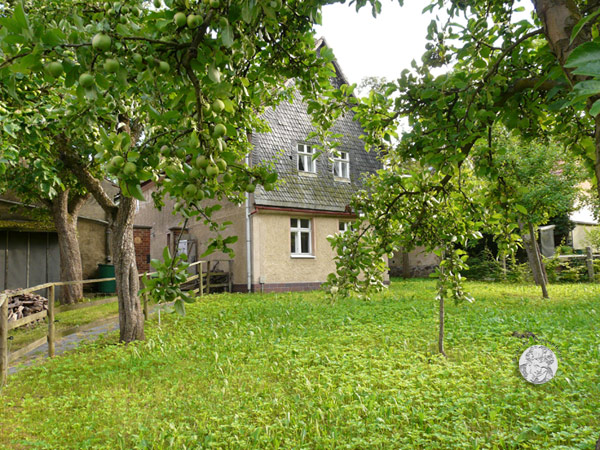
590, 99, 600, 116
221, 25, 234, 48
565, 42, 600, 71
570, 8, 600, 44
174, 299, 185, 316
13, 1, 29, 31
515, 204, 527, 215
163, 246, 172, 263
128, 182, 145, 201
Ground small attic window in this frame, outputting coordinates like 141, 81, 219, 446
297, 144, 316, 173
332, 151, 350, 179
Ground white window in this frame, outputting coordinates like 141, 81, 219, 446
338, 221, 350, 233
298, 144, 316, 173
332, 151, 350, 179
291, 218, 312, 255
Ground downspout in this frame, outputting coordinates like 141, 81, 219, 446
245, 154, 252, 293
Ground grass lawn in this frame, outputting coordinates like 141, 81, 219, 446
0, 279, 599, 449
7, 297, 119, 352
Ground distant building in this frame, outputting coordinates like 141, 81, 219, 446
135, 39, 387, 292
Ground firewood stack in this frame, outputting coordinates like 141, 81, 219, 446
5, 290, 48, 326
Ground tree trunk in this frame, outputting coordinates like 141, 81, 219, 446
438, 294, 446, 357
51, 190, 84, 304
527, 222, 549, 299
110, 196, 145, 342
533, 0, 600, 200
520, 222, 543, 285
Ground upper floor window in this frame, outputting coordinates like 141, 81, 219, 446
298, 144, 316, 173
332, 151, 350, 179
291, 218, 312, 256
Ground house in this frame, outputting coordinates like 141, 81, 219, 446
0, 181, 151, 292
134, 39, 386, 292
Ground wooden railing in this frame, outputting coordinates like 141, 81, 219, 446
553, 246, 597, 282
0, 259, 233, 387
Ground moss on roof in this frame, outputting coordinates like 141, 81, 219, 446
0, 220, 56, 232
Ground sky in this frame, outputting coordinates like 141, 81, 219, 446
314, 0, 534, 87
314, 1, 435, 86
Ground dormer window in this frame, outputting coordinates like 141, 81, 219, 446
298, 144, 316, 173
332, 151, 350, 179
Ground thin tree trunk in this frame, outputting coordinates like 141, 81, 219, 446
51, 190, 84, 304
520, 221, 544, 286
438, 294, 446, 357
528, 222, 549, 299
110, 196, 144, 342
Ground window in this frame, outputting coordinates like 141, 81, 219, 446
332, 151, 350, 179
338, 221, 350, 234
298, 144, 316, 173
290, 218, 312, 256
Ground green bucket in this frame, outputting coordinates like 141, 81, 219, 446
97, 264, 116, 293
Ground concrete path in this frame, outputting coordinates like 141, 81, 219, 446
8, 318, 119, 375
7, 302, 173, 375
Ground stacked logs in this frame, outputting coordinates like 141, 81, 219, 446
5, 291, 48, 326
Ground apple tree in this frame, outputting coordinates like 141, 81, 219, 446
0, 0, 346, 341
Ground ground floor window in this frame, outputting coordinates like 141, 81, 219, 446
291, 218, 312, 256
338, 221, 351, 233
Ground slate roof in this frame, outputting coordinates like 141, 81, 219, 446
251, 50, 382, 213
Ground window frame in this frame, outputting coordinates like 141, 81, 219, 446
332, 150, 350, 179
297, 144, 317, 174
290, 218, 313, 257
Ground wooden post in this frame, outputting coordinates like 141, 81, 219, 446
586, 246, 595, 282
47, 284, 55, 358
0, 294, 8, 387
206, 261, 211, 295
199, 261, 204, 297
402, 250, 410, 279
228, 260, 233, 293
143, 292, 148, 321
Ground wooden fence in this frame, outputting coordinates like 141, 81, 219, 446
555, 246, 597, 281
0, 259, 233, 387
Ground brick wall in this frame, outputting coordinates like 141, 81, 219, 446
133, 227, 151, 273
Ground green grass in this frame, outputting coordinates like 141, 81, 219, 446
1, 279, 599, 449
7, 297, 119, 351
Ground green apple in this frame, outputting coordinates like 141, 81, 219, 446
132, 53, 143, 66
264, 183, 275, 191
245, 183, 256, 193
206, 164, 219, 178
153, 0, 161, 8
212, 123, 227, 139
210, 0, 220, 7
183, 184, 198, 197
46, 61, 64, 78
196, 155, 209, 169
216, 158, 227, 172
79, 72, 95, 88
158, 60, 170, 73
104, 58, 119, 73
111, 155, 125, 168
174, 12, 187, 27
187, 14, 201, 29
92, 33, 111, 52
160, 145, 171, 157
123, 161, 136, 176
175, 148, 186, 158
211, 99, 225, 113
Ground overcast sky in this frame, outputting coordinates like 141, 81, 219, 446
314, 1, 434, 86
314, 0, 534, 87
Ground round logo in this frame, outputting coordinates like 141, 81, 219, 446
519, 345, 558, 385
